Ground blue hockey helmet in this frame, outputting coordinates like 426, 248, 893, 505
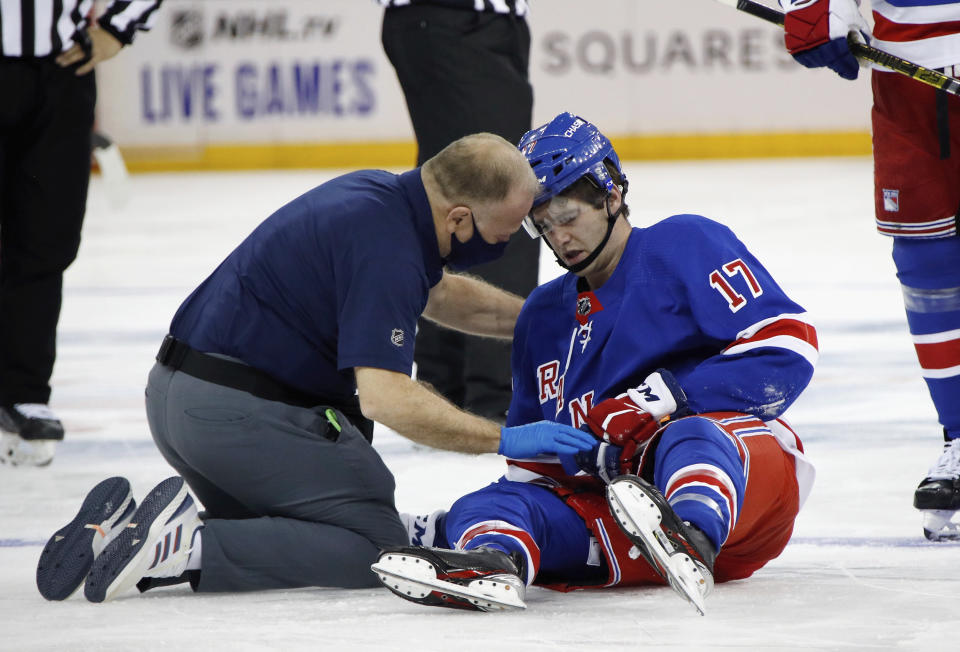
518, 112, 626, 209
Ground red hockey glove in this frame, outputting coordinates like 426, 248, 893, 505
577, 370, 690, 481
583, 395, 658, 453
575, 398, 656, 483
782, 0, 871, 80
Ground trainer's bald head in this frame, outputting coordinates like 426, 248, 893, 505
422, 132, 539, 208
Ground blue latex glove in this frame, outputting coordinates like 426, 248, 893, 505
498, 420, 598, 459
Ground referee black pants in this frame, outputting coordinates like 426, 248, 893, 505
0, 59, 95, 406
382, 5, 540, 419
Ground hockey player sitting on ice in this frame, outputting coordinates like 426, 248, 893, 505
372, 113, 818, 615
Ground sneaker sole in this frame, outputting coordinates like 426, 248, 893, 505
607, 476, 710, 616
84, 477, 187, 603
371, 553, 526, 612
36, 477, 136, 600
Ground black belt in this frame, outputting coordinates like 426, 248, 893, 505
155, 335, 373, 441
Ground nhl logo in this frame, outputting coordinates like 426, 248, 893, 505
390, 329, 404, 347
170, 10, 204, 50
577, 296, 591, 316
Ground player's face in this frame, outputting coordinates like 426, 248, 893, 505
532, 195, 610, 269
475, 185, 537, 244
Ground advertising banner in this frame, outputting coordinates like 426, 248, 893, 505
93, 0, 874, 168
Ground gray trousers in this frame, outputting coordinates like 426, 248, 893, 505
144, 363, 408, 592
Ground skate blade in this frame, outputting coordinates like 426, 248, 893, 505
1, 433, 56, 467
608, 480, 708, 616
371, 555, 526, 612
921, 510, 960, 541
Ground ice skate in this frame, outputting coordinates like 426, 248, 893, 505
372, 546, 526, 612
914, 435, 960, 541
36, 477, 137, 600
0, 404, 64, 466
84, 476, 202, 602
920, 510, 960, 541
606, 475, 716, 616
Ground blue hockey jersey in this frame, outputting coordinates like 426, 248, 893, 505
507, 215, 819, 431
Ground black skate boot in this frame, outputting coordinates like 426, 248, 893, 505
914, 432, 960, 541
371, 546, 526, 612
607, 475, 716, 616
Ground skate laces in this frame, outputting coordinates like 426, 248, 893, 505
927, 438, 960, 480
13, 403, 59, 420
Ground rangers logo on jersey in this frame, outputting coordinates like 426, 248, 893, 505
537, 360, 560, 404
883, 188, 900, 212
578, 321, 593, 353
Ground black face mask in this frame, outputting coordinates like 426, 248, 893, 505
444, 216, 508, 271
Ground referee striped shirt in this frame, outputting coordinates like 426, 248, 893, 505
0, 0, 162, 58
377, 0, 528, 16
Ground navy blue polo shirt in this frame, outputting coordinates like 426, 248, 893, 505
169, 168, 443, 404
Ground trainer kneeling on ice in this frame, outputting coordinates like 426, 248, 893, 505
372, 113, 818, 615
35, 132, 599, 603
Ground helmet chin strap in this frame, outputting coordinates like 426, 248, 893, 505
547, 193, 625, 274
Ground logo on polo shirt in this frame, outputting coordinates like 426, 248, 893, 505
390, 329, 404, 347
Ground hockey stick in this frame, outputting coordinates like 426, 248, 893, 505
713, 0, 960, 98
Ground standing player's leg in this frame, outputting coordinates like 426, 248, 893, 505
872, 68, 960, 538
894, 236, 960, 538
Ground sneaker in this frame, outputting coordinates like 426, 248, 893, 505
84, 476, 202, 603
371, 546, 526, 612
914, 434, 960, 540
0, 404, 64, 466
399, 509, 447, 547
606, 475, 716, 616
36, 477, 137, 600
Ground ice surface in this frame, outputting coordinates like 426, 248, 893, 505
2, 159, 958, 651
